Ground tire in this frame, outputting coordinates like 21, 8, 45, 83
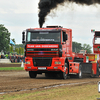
29, 71, 37, 78
60, 62, 68, 79
77, 65, 82, 79
91, 70, 95, 78
96, 62, 99, 77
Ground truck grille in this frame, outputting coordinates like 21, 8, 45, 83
26, 48, 58, 57
33, 57, 52, 67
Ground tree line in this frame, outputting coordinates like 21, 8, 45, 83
9, 45, 24, 55
0, 24, 92, 54
72, 42, 92, 53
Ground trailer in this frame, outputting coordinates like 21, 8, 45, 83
22, 26, 100, 79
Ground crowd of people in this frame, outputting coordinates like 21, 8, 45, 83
0, 52, 25, 63
8, 54, 25, 63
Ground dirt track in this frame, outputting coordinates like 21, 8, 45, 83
0, 71, 100, 94
0, 63, 21, 67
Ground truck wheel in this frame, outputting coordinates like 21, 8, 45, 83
61, 63, 68, 79
91, 70, 95, 78
29, 71, 37, 78
96, 62, 99, 77
77, 65, 82, 79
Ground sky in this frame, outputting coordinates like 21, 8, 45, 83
0, 0, 100, 50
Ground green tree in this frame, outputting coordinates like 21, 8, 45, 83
15, 47, 24, 55
72, 42, 82, 53
0, 24, 10, 52
11, 46, 13, 53
82, 44, 92, 53
22, 48, 24, 55
9, 46, 11, 53
19, 47, 22, 55
17, 48, 19, 54
15, 44, 24, 48
15, 48, 17, 53
15, 48, 19, 54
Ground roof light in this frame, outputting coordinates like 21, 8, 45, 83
91, 29, 95, 32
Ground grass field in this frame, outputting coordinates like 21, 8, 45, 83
0, 67, 24, 71
0, 83, 100, 100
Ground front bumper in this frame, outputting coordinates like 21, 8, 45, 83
24, 57, 65, 72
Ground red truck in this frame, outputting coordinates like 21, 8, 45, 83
22, 26, 99, 79
92, 30, 100, 73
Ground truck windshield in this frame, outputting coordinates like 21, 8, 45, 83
27, 31, 60, 43
95, 37, 100, 44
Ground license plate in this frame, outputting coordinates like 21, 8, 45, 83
38, 67, 46, 70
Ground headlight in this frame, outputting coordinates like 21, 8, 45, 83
55, 61, 61, 64
25, 61, 30, 64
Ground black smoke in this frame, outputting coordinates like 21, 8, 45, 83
38, 0, 100, 28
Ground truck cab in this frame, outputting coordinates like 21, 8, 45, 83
93, 31, 100, 54
22, 26, 73, 79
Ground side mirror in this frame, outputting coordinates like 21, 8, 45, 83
22, 32, 25, 43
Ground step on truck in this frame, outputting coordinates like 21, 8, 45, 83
22, 26, 100, 79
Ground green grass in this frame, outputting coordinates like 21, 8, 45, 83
0, 83, 100, 100
0, 67, 24, 71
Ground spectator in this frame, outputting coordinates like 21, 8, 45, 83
13, 54, 16, 62
5, 53, 8, 59
1, 54, 5, 59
